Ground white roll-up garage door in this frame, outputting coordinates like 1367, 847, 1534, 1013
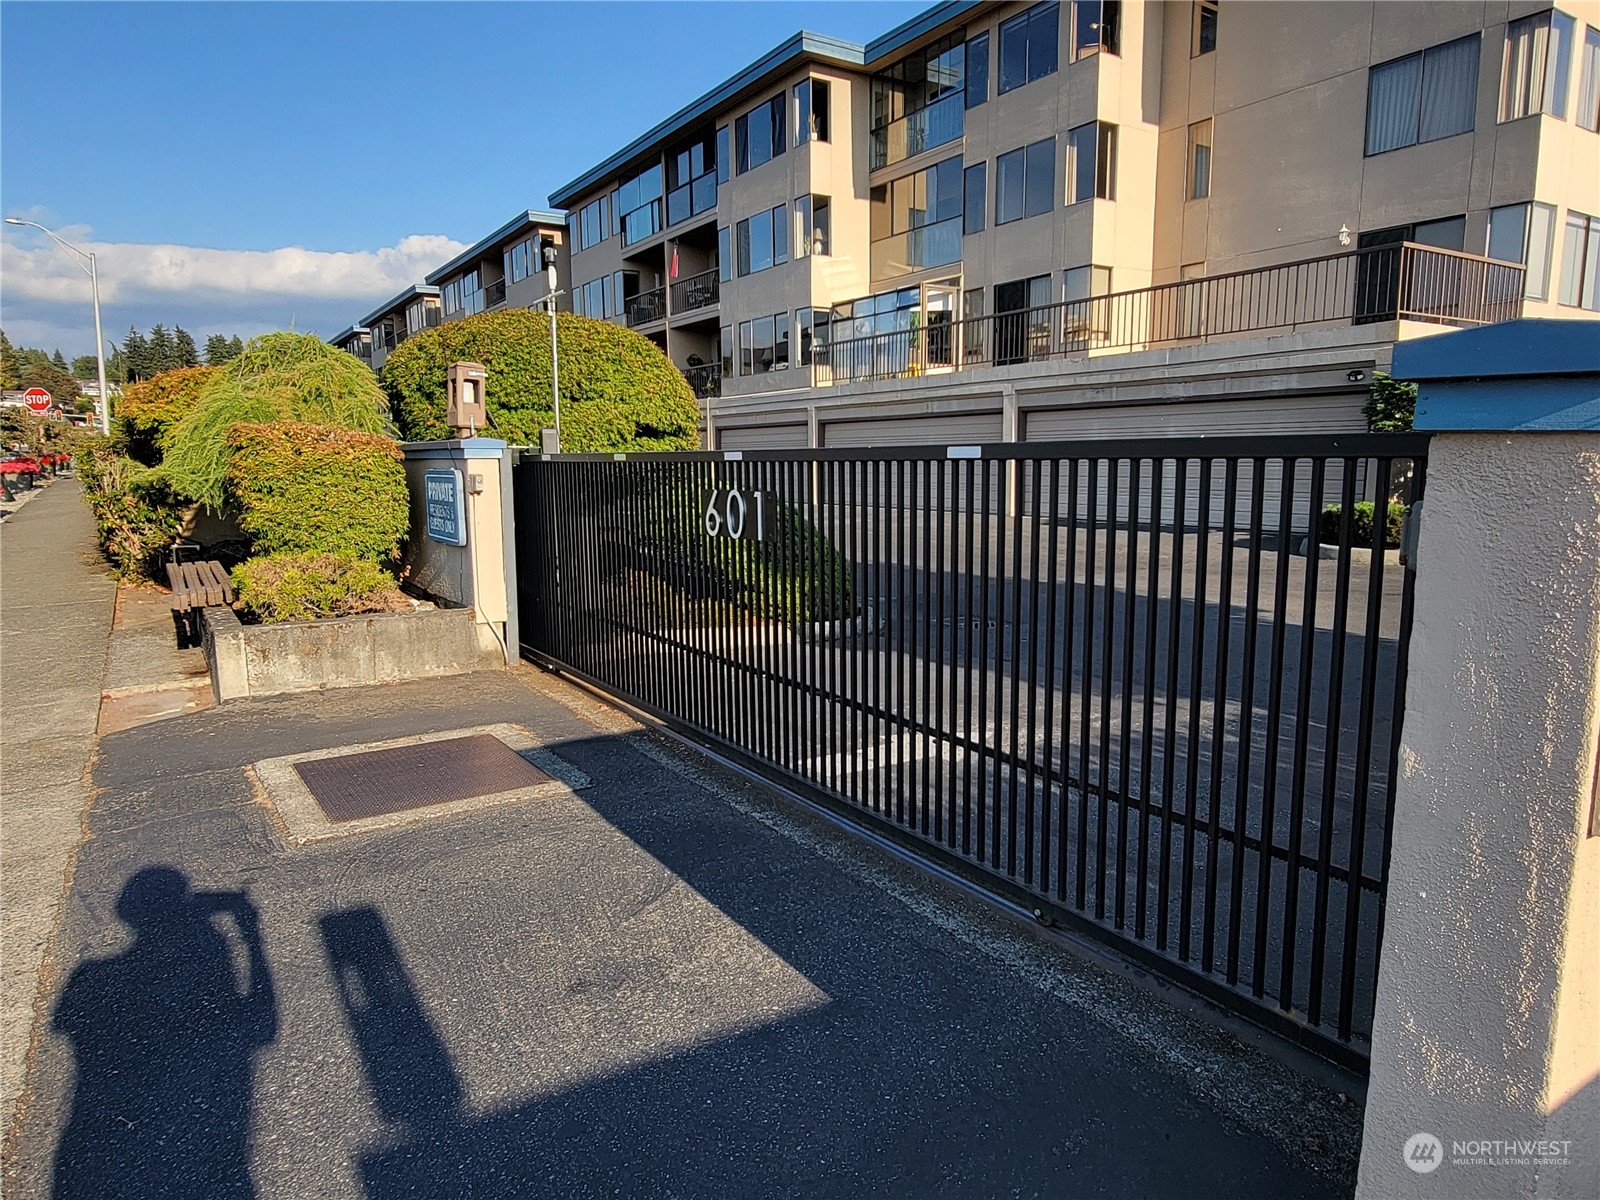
821, 411, 1001, 448
1023, 394, 1375, 532
717, 423, 809, 451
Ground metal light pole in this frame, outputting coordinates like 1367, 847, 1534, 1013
5, 218, 110, 435
541, 245, 563, 452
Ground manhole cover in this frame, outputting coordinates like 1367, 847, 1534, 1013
293, 733, 552, 822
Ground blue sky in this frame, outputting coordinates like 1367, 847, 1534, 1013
1, 0, 924, 356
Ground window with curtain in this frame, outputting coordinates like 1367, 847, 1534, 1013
1366, 34, 1479, 154
1577, 25, 1600, 131
1558, 210, 1600, 309
734, 94, 786, 173
1502, 10, 1577, 122
1187, 119, 1212, 199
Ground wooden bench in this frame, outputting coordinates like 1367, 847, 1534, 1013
168, 560, 235, 647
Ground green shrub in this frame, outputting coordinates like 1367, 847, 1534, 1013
224, 422, 408, 563
232, 552, 407, 624
1363, 372, 1417, 433
76, 438, 185, 581
380, 309, 700, 451
162, 332, 390, 507
115, 365, 220, 464
1319, 501, 1406, 548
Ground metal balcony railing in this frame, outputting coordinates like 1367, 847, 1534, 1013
484, 278, 507, 309
626, 286, 666, 327
813, 242, 1525, 386
670, 268, 719, 314
682, 362, 721, 400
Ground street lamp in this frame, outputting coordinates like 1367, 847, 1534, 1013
5, 218, 110, 435
540, 244, 563, 453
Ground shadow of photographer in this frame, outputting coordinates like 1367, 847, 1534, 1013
50, 866, 277, 1200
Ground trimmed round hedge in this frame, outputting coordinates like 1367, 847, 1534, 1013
379, 309, 700, 450
115, 366, 221, 464
224, 421, 408, 563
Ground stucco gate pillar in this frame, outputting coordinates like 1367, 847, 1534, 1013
1356, 320, 1600, 1200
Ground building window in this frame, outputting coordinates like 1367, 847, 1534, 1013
871, 31, 967, 170
797, 308, 829, 365
716, 126, 731, 183
999, 2, 1060, 95
1578, 25, 1600, 130
1489, 201, 1558, 300
1558, 210, 1600, 309
964, 162, 986, 234
575, 196, 608, 251
717, 227, 731, 283
966, 32, 989, 107
735, 205, 788, 277
1503, 10, 1577, 121
1073, 0, 1120, 60
795, 195, 831, 257
720, 325, 733, 376
993, 275, 1051, 365
1192, 0, 1218, 57
796, 78, 830, 144
615, 164, 664, 245
1365, 35, 1479, 155
735, 93, 786, 173
1187, 119, 1212, 199
995, 139, 1054, 224
869, 155, 964, 277
738, 313, 791, 375
1063, 265, 1111, 300
1066, 122, 1114, 203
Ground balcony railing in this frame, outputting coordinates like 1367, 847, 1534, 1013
667, 170, 718, 227
626, 285, 666, 327
870, 92, 964, 170
813, 243, 1525, 386
483, 278, 507, 309
682, 362, 721, 400
869, 216, 963, 280
669, 267, 719, 314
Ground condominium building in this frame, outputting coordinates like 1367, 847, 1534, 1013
360, 285, 442, 372
425, 210, 571, 325
550, 0, 1600, 447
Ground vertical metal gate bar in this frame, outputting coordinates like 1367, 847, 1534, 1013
934, 458, 949, 846
1022, 458, 1045, 881
1058, 457, 1082, 903
1116, 455, 1142, 930
976, 461, 993, 863
1136, 457, 1164, 940
1308, 458, 1359, 1028
1095, 456, 1120, 921
1202, 457, 1238, 972
1077, 456, 1099, 911
921, 459, 935, 837
1226, 459, 1266, 985
1003, 459, 1024, 871
1038, 459, 1063, 893
962, 457, 977, 858
1281, 457, 1327, 1012
1180, 456, 1214, 962
898, 457, 912, 828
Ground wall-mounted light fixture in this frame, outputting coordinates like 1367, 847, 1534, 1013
1347, 369, 1367, 383
1338, 224, 1353, 247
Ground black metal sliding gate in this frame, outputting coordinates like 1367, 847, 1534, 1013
513, 433, 1430, 1069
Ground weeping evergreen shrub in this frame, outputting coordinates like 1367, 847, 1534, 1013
161, 332, 390, 507
115, 365, 220, 464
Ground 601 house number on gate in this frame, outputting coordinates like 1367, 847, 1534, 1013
703, 488, 769, 542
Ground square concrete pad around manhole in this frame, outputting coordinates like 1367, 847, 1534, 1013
251, 724, 589, 844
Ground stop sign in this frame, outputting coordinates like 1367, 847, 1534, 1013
22, 388, 51, 413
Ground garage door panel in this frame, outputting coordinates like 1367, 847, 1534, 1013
718, 423, 809, 451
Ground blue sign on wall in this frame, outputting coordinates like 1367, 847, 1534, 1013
424, 469, 467, 546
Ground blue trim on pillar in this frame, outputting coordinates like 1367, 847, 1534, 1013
402, 438, 509, 460
1392, 320, 1600, 432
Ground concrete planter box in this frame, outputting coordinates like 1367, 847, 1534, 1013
202, 605, 499, 702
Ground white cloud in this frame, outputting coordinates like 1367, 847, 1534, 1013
1, 228, 466, 306
0, 226, 469, 355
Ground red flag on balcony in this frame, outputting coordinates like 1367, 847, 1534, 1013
670, 242, 679, 279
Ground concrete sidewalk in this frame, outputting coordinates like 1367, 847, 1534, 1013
3, 657, 1361, 1198
0, 479, 117, 1148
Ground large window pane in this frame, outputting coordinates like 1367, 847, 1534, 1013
964, 163, 986, 234
736, 219, 752, 277
966, 33, 989, 107
814, 197, 831, 255
1067, 122, 1096, 203
794, 195, 812, 259
999, 12, 1029, 92
1418, 35, 1480, 141
1487, 203, 1529, 263
717, 126, 730, 183
719, 226, 731, 282
739, 320, 753, 376
750, 209, 774, 273
1188, 119, 1212, 199
772, 204, 788, 265
1074, 1, 1120, 59
795, 79, 812, 146
1502, 12, 1569, 121
1527, 202, 1557, 300
1367, 54, 1423, 153
1580, 26, 1600, 131
774, 313, 790, 370
1192, 0, 1217, 56
1024, 137, 1055, 217
1548, 11, 1576, 118
996, 148, 1025, 223
752, 315, 775, 374
999, 2, 1059, 94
